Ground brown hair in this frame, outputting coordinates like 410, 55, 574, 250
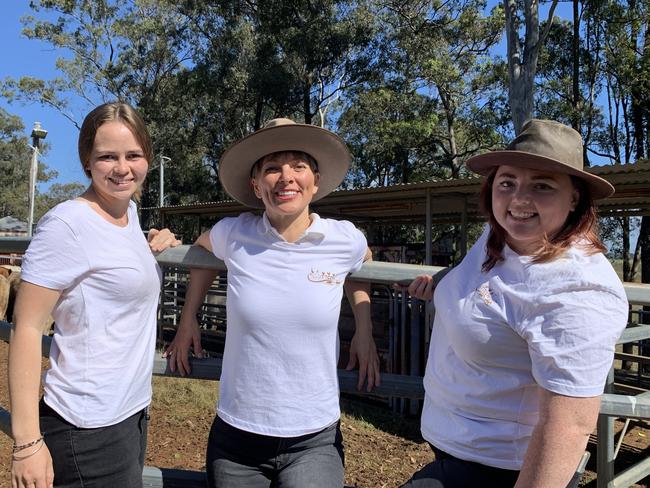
479, 167, 606, 272
78, 102, 153, 178
250, 150, 319, 178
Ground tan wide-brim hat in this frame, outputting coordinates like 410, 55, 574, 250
218, 118, 351, 208
465, 119, 615, 199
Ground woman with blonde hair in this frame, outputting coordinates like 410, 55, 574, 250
9, 102, 179, 488
402, 119, 628, 487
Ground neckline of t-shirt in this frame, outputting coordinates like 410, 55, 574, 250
72, 198, 135, 232
503, 242, 532, 264
262, 212, 325, 244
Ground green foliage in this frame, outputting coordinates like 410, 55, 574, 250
339, 0, 507, 186
3, 0, 648, 273
0, 108, 33, 220
36, 182, 87, 221
0, 107, 72, 221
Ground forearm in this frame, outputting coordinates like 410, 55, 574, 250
9, 282, 60, 443
515, 393, 600, 488
344, 280, 372, 335
179, 267, 218, 325
8, 326, 44, 443
179, 232, 218, 326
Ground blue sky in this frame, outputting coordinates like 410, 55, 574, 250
0, 0, 577, 192
0, 1, 86, 188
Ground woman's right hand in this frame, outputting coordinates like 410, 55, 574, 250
405, 274, 434, 301
11, 441, 54, 488
163, 315, 203, 376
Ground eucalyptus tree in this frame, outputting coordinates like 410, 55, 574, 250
503, 0, 560, 133
535, 17, 606, 165
338, 84, 440, 186
339, 0, 508, 186
0, 108, 40, 221
391, 0, 507, 177
579, 0, 650, 283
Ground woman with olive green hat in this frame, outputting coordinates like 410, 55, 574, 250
164, 118, 380, 488
401, 119, 628, 487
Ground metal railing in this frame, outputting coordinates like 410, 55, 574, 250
1, 240, 649, 487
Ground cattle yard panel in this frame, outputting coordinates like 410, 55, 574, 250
0, 239, 649, 487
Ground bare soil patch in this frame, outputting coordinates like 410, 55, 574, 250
0, 341, 648, 487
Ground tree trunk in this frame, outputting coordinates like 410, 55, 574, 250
572, 0, 581, 133
504, 0, 533, 133
504, 0, 559, 133
400, 148, 410, 184
254, 98, 263, 131
303, 78, 312, 125
440, 90, 459, 177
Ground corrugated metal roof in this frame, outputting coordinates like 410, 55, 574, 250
0, 216, 28, 232
143, 160, 650, 222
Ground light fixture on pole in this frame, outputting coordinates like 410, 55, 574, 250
28, 122, 48, 237
159, 155, 171, 208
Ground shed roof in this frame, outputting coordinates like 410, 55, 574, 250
146, 160, 650, 225
0, 216, 28, 232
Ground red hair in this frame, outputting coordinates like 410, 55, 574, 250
479, 168, 606, 272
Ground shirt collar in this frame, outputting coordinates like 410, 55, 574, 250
258, 212, 326, 241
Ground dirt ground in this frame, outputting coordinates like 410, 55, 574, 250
0, 341, 648, 487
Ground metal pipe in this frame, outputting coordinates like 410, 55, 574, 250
28, 122, 47, 236
597, 367, 616, 488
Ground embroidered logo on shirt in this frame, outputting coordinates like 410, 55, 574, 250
308, 269, 342, 285
476, 283, 494, 305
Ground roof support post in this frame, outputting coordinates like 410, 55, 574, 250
460, 195, 468, 258
424, 188, 434, 345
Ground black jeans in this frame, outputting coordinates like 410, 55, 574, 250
206, 416, 345, 488
399, 444, 520, 488
39, 399, 148, 488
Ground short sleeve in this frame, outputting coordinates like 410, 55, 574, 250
520, 285, 628, 397
209, 217, 238, 261
342, 221, 367, 273
21, 213, 90, 291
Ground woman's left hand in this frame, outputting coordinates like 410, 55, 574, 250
346, 331, 381, 392
147, 228, 182, 252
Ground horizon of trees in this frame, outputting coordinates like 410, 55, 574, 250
1, 0, 649, 281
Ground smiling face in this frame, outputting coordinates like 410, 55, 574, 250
87, 121, 149, 207
491, 165, 579, 255
251, 151, 320, 226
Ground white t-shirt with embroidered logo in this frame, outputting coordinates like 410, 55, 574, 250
209, 212, 367, 437
421, 228, 628, 470
21, 199, 162, 428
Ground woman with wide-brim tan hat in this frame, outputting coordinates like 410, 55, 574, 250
400, 119, 628, 487
164, 118, 380, 488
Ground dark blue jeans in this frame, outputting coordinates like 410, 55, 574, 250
399, 444, 519, 488
206, 416, 345, 488
400, 443, 586, 488
39, 400, 148, 488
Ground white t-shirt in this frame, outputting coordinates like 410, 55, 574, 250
421, 228, 628, 470
210, 212, 367, 437
21, 199, 162, 428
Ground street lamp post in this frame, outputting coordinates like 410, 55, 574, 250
159, 155, 171, 208
28, 122, 48, 237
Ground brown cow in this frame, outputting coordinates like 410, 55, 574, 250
0, 275, 9, 321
